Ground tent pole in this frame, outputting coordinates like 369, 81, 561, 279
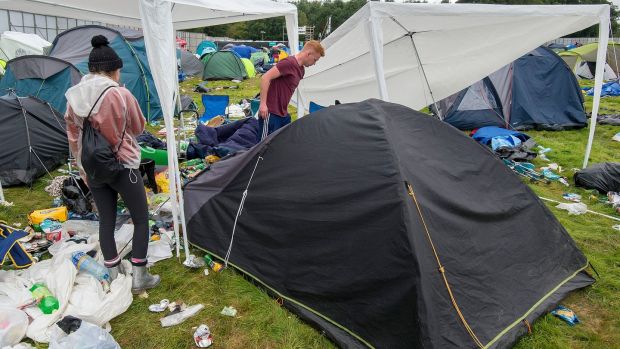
409, 35, 442, 119
366, 16, 389, 101
583, 14, 610, 168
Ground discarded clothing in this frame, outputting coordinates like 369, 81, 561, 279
189, 117, 259, 159
136, 130, 166, 150
574, 162, 620, 193
0, 227, 34, 269
586, 81, 620, 97
598, 114, 620, 126
472, 126, 536, 161
471, 126, 530, 146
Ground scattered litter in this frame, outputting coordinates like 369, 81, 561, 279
608, 192, 620, 208
183, 254, 205, 268
71, 251, 111, 285
556, 202, 588, 215
167, 301, 185, 314
612, 225, 620, 231
231, 79, 241, 83
49, 317, 120, 349
562, 193, 582, 203
193, 324, 213, 348
30, 283, 60, 314
138, 291, 150, 299
221, 306, 237, 317
160, 304, 204, 327
44, 175, 69, 197
551, 305, 580, 326
148, 299, 170, 313
203, 254, 223, 272
613, 132, 620, 142
41, 219, 63, 242
12, 223, 21, 227
204, 269, 209, 276
0, 308, 29, 347
541, 163, 562, 173
0, 200, 14, 206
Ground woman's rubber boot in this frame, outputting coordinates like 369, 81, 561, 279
131, 265, 160, 294
107, 262, 125, 281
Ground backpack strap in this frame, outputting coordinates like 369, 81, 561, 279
86, 85, 116, 119
85, 85, 128, 154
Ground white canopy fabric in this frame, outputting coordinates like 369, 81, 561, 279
295, 2, 609, 168
0, 0, 299, 263
0, 31, 51, 61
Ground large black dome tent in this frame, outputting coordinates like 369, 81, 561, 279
0, 93, 68, 186
184, 99, 594, 349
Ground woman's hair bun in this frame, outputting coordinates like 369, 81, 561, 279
91, 35, 109, 48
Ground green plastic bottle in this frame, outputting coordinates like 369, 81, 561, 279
203, 254, 223, 272
30, 283, 59, 314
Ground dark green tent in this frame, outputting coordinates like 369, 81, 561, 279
201, 50, 247, 81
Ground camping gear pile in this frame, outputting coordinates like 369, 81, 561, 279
575, 163, 620, 213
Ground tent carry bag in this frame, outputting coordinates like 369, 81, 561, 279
80, 86, 127, 184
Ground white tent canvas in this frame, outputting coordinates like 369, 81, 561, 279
0, 31, 51, 61
576, 61, 618, 80
295, 2, 609, 168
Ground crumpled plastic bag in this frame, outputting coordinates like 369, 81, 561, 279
63, 260, 133, 326
49, 319, 120, 349
0, 307, 29, 347
556, 202, 587, 215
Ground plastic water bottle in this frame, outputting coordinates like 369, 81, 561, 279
29, 283, 60, 314
71, 251, 110, 283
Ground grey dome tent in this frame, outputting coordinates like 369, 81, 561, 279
0, 55, 82, 114
434, 46, 586, 131
184, 99, 593, 349
0, 93, 68, 186
177, 49, 203, 76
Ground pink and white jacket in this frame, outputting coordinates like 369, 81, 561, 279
65, 74, 145, 179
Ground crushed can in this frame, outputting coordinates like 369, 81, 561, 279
194, 324, 213, 347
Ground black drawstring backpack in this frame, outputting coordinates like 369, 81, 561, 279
80, 86, 127, 184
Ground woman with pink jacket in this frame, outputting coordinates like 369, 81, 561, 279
65, 35, 159, 294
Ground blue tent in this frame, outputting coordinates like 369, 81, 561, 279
435, 46, 586, 131
49, 25, 162, 121
230, 45, 258, 59
0, 55, 81, 114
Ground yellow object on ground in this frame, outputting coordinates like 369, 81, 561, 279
155, 172, 170, 193
205, 155, 220, 164
29, 206, 68, 225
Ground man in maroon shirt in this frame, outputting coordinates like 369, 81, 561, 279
258, 40, 325, 136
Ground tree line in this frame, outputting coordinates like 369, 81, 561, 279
191, 0, 617, 41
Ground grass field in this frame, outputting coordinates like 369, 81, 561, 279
1, 77, 619, 349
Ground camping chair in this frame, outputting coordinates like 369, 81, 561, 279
309, 101, 325, 114
200, 94, 229, 124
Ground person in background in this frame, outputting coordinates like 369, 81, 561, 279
64, 35, 160, 294
258, 40, 325, 136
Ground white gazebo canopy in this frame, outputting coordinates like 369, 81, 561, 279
296, 2, 609, 168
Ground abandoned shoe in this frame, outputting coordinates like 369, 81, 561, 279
131, 265, 160, 294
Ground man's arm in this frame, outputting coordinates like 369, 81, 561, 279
258, 66, 281, 119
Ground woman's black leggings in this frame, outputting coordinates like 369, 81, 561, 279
90, 168, 149, 267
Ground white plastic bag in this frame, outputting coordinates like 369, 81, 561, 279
64, 260, 133, 326
0, 308, 29, 347
556, 202, 587, 215
49, 320, 120, 349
